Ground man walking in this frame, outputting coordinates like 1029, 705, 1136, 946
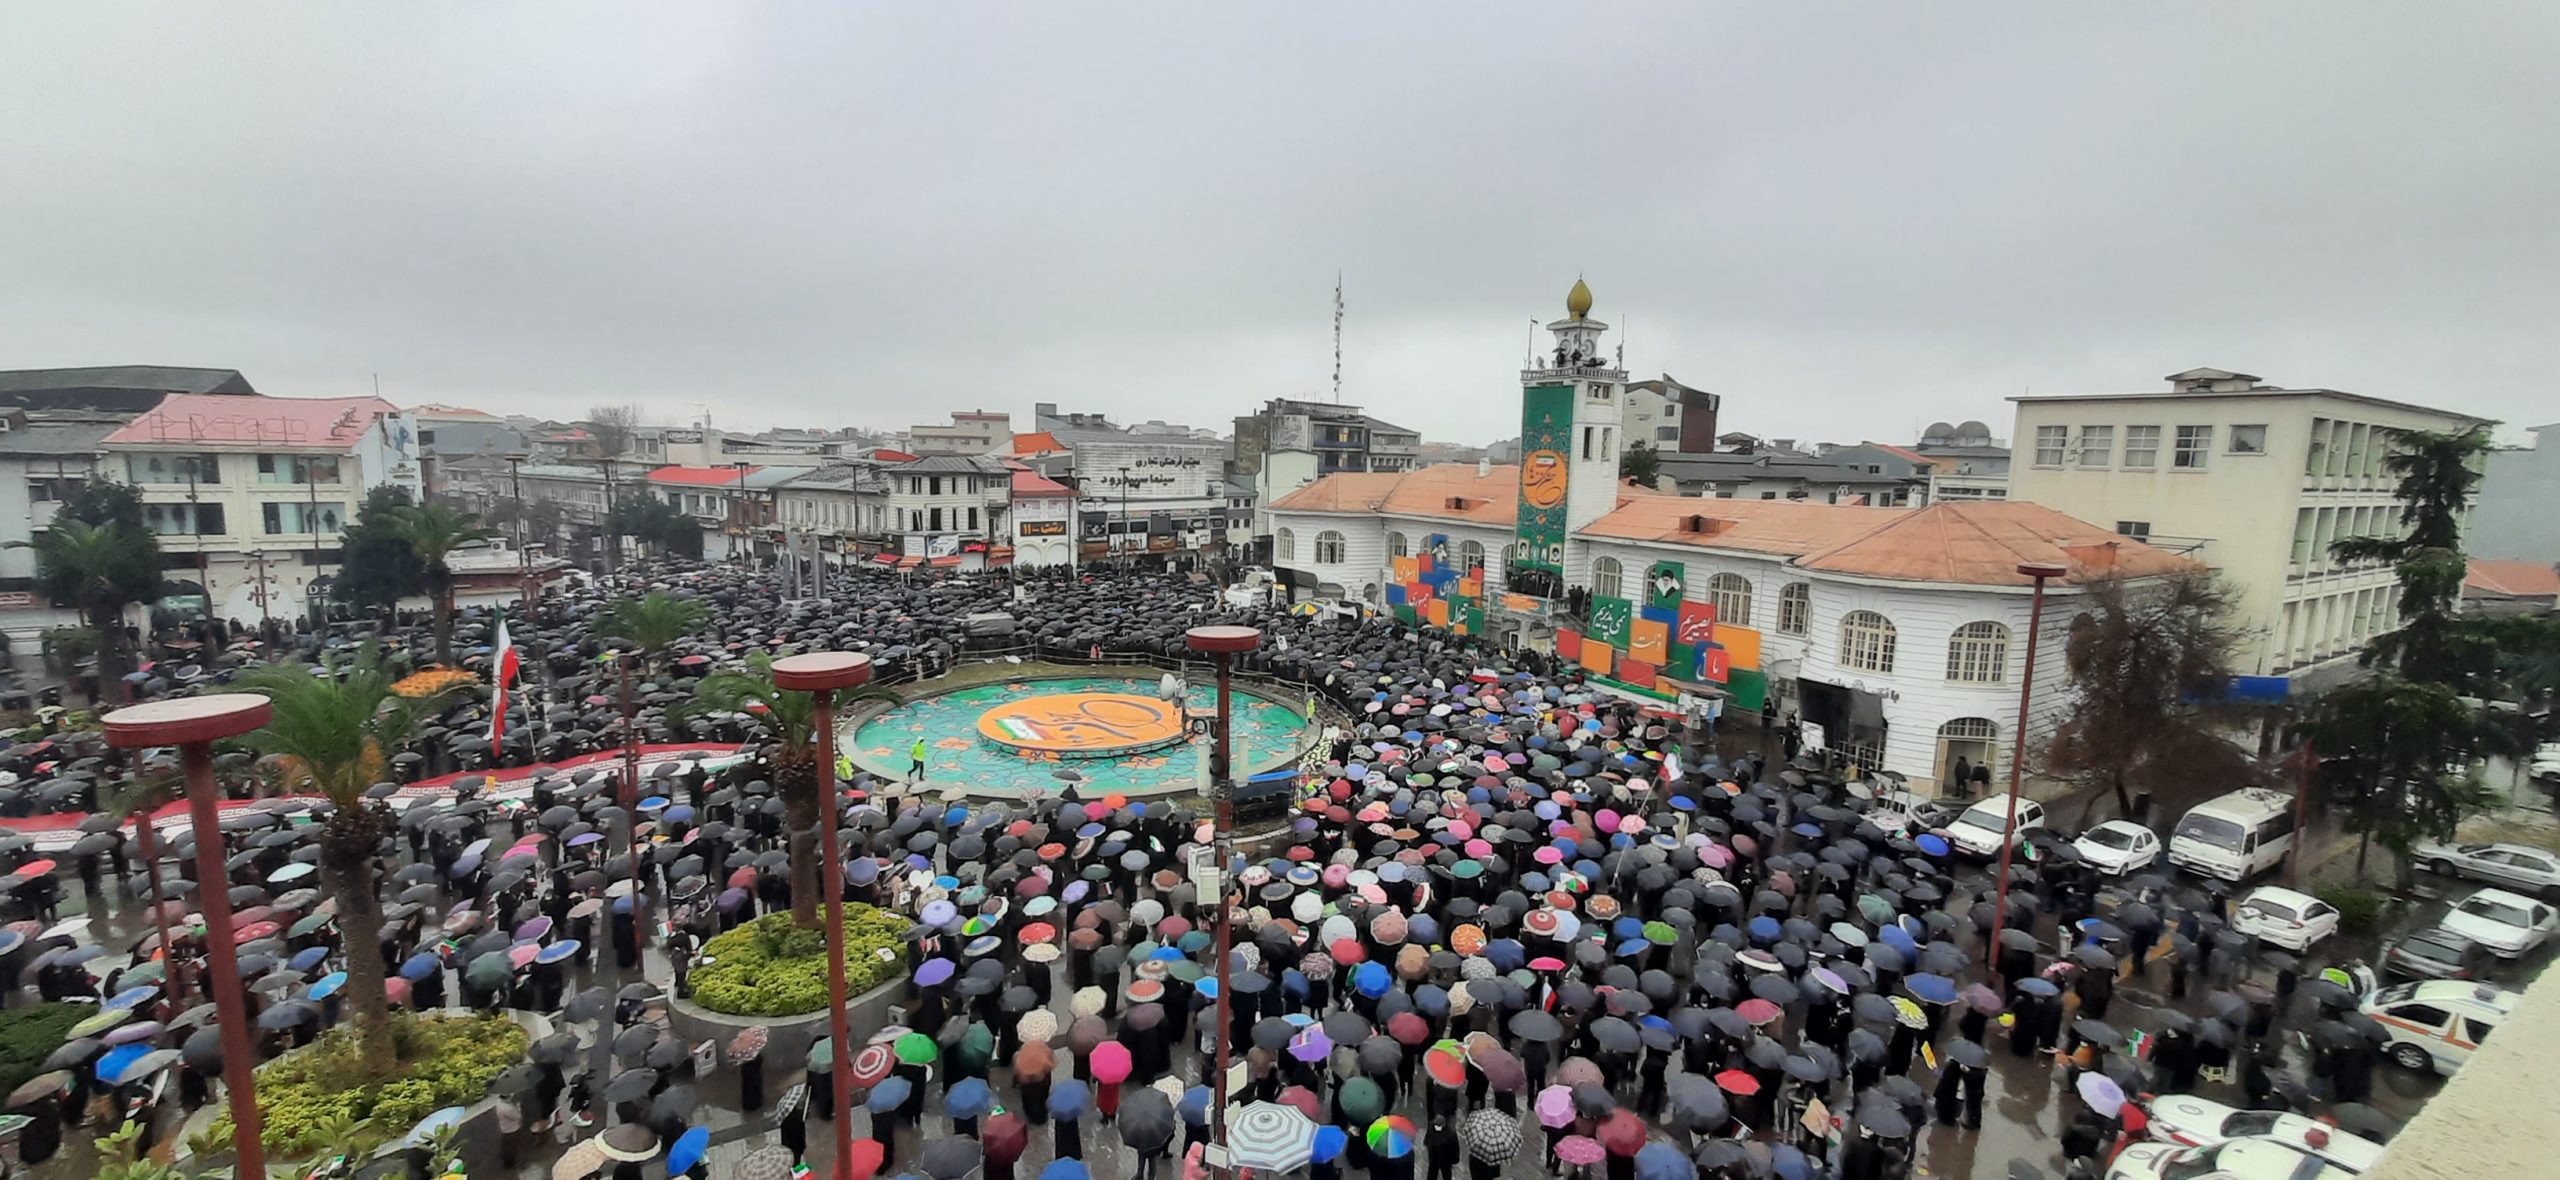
908, 736, 928, 785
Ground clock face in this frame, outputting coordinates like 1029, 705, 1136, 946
1522, 450, 1569, 509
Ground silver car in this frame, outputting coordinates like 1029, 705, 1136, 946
2410, 841, 2560, 900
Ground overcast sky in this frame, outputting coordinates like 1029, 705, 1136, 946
3, 4, 2553, 447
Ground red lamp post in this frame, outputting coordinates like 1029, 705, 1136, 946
1184, 624, 1261, 1169
102, 694, 274, 1180
771, 650, 874, 1180
1986, 561, 2067, 984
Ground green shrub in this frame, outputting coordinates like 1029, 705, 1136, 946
0, 1003, 89, 1099
207, 1011, 528, 1161
692, 907, 909, 1017
2315, 882, 2392, 937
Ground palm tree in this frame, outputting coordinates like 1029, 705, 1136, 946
239, 648, 455, 1065
390, 502, 493, 667
15, 518, 162, 696
602, 592, 710, 673
678, 654, 891, 928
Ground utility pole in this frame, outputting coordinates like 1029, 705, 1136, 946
507, 453, 533, 608
1187, 624, 1261, 1175
600, 458, 621, 575
619, 655, 648, 952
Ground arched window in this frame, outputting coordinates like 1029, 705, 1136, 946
1590, 557, 1624, 600
1708, 573, 1753, 628
1457, 540, 1485, 573
1276, 528, 1296, 562
1839, 610, 1897, 673
1945, 621, 2011, 683
1777, 582, 1812, 634
1314, 530, 1347, 564
1388, 532, 1409, 559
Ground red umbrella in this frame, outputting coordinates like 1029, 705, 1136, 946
1735, 999, 1782, 1026
1329, 939, 1366, 965
1596, 1109, 1645, 1156
232, 921, 280, 944
1423, 1046, 1466, 1089
983, 1112, 1029, 1166
1556, 1136, 1605, 1167
727, 867, 757, 888
849, 1042, 895, 1087
844, 1138, 884, 1180
1712, 1069, 1758, 1096
1386, 1012, 1430, 1046
1019, 922, 1057, 945
1277, 1085, 1321, 1120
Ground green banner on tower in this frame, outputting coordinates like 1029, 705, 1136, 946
1510, 383, 1576, 583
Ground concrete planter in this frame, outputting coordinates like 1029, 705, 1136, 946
668, 971, 912, 1078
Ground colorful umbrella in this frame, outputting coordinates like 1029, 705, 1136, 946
1367, 1115, 1418, 1159
1226, 1101, 1320, 1173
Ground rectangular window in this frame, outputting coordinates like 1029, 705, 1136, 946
2327, 421, 2350, 477
929, 507, 944, 531
2122, 426, 2160, 468
967, 506, 979, 532
2228, 424, 2267, 454
2033, 425, 2067, 466
2076, 426, 2114, 468
2314, 507, 2336, 566
26, 477, 84, 504
2173, 426, 2212, 469
2115, 521, 2150, 542
127, 453, 223, 484
2305, 418, 2329, 476
260, 501, 345, 535
1655, 426, 1679, 442
2345, 423, 2370, 478
2291, 509, 2315, 565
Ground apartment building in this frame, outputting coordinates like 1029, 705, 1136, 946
2007, 368, 2489, 693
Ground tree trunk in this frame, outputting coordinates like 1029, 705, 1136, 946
431, 566, 456, 667
2354, 831, 2373, 885
89, 601, 127, 706
322, 807, 399, 1068
783, 775, 821, 929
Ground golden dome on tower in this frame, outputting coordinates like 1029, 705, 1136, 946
1566, 277, 1593, 320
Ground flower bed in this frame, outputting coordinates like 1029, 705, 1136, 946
692, 907, 908, 1017
391, 667, 480, 699
210, 1011, 529, 1161
0, 1003, 87, 1098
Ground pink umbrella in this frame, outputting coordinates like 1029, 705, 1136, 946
1556, 1136, 1605, 1166
1535, 1084, 1575, 1129
1090, 1040, 1132, 1084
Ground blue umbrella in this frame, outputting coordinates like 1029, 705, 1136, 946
1178, 1085, 1211, 1126
663, 805, 696, 825
2016, 978, 2061, 998
536, 940, 580, 964
945, 1077, 991, 1121
1770, 1144, 1814, 1180
288, 946, 329, 973
1904, 973, 1960, 1006
1048, 1077, 1090, 1121
1746, 916, 1781, 944
1636, 1141, 1696, 1180
308, 971, 348, 1000
1312, 1125, 1348, 1163
399, 952, 440, 982
868, 1076, 913, 1113
94, 1043, 149, 1084
1877, 924, 1918, 956
103, 985, 159, 1011
667, 1126, 710, 1174
1354, 961, 1389, 998
1914, 834, 1950, 858
1040, 1161, 1090, 1180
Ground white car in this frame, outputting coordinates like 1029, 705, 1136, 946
2228, 886, 2341, 952
1863, 785, 1957, 838
2362, 979, 2519, 1074
2110, 1138, 2355, 1180
2143, 1096, 2385, 1173
2074, 820, 2162, 875
2408, 840, 2560, 899
2436, 887, 2559, 958
1942, 794, 2046, 857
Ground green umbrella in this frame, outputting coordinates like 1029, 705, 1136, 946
1857, 895, 1895, 926
953, 1024, 996, 1074
806, 1036, 835, 1073
893, 1031, 938, 1065
1452, 862, 1482, 881
1337, 1076, 1384, 1123
121, 959, 166, 985
69, 1009, 132, 1038
466, 952, 514, 990
1167, 960, 1204, 984
289, 912, 334, 938
1642, 921, 1677, 947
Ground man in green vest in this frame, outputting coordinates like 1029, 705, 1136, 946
908, 736, 928, 785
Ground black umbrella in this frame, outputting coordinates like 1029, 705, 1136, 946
603, 1068, 658, 1103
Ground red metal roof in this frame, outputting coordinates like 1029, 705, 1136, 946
104, 393, 400, 448
647, 466, 760, 487
1012, 470, 1075, 497
1011, 432, 1066, 456
2467, 559, 2560, 598
869, 448, 918, 463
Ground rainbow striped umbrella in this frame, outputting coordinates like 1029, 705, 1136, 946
1367, 1115, 1417, 1159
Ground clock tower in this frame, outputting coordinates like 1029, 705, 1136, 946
1509, 278, 1626, 599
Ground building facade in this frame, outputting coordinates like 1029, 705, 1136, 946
2006, 367, 2489, 692
103, 394, 423, 625
2470, 422, 2560, 562
882, 455, 1011, 562
1913, 420, 2009, 501
1231, 398, 1419, 541
910, 411, 1012, 457
1010, 469, 1077, 569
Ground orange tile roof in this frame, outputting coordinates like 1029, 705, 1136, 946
1863, 442, 1936, 469
105, 393, 400, 448
1266, 463, 1667, 528
1577, 497, 1908, 557
1011, 469, 1075, 497
1792, 502, 2203, 586
1265, 471, 1407, 514
2467, 559, 2560, 598
1011, 431, 1066, 456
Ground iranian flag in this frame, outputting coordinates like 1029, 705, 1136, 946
488, 612, 521, 747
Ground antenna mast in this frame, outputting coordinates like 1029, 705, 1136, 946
1331, 272, 1344, 404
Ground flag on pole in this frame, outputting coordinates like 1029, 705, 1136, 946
488, 612, 521, 747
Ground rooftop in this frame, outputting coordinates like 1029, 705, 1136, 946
1012, 469, 1075, 497
2466, 559, 2560, 600
1011, 432, 1067, 456
103, 393, 401, 449
0, 365, 256, 397
648, 465, 764, 487
2010, 368, 2491, 425
0, 415, 125, 457
892, 454, 1013, 475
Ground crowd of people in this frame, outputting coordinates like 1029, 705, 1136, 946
0, 558, 2407, 1179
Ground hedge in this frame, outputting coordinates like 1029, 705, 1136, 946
0, 1003, 88, 1099
692, 908, 909, 1017
209, 1011, 529, 1161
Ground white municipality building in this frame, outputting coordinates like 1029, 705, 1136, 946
1265, 280, 2200, 787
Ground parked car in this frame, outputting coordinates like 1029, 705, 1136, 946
1943, 794, 2045, 857
2362, 979, 2519, 1074
2142, 1096, 2385, 1172
2436, 887, 2559, 958
2380, 926, 2493, 981
2407, 840, 2560, 899
2109, 1138, 2353, 1180
2073, 820, 2162, 875
2228, 886, 2341, 953
1862, 785, 1957, 838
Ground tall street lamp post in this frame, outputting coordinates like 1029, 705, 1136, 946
1185, 624, 1260, 1170
102, 695, 273, 1180
772, 651, 874, 1179
1986, 561, 2067, 982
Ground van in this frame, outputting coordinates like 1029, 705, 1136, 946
2167, 788, 2296, 882
2360, 979, 2519, 1075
